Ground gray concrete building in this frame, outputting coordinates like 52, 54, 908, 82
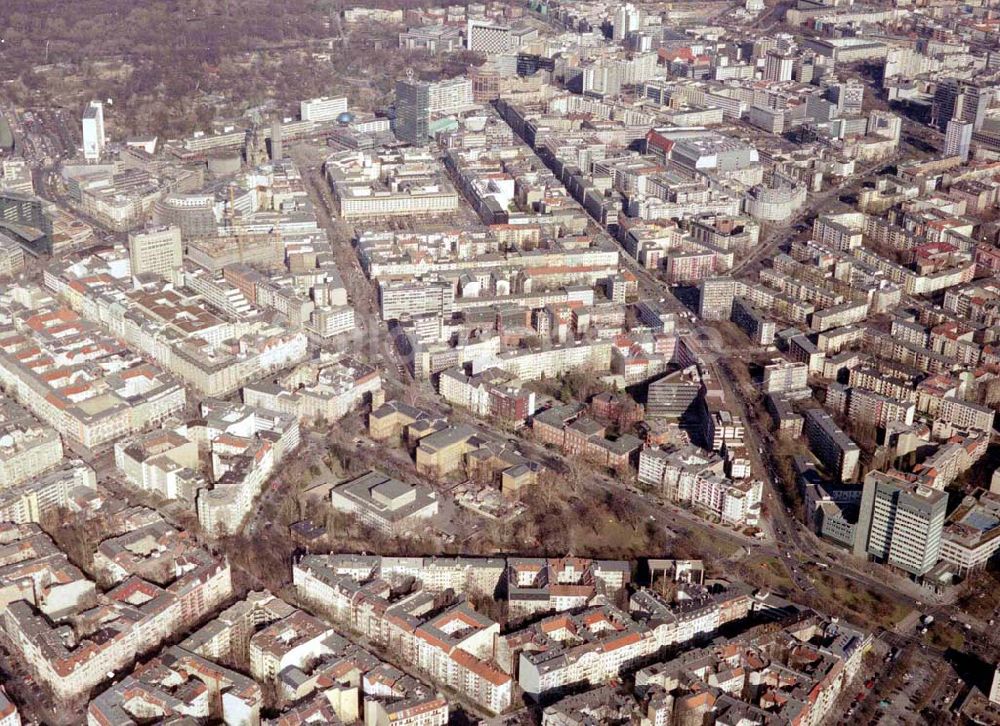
854, 471, 947, 576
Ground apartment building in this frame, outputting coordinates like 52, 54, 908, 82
0, 400, 63, 490
635, 612, 871, 726
87, 647, 263, 726
762, 360, 808, 395
506, 606, 659, 698
611, 333, 671, 386
812, 213, 864, 251
699, 277, 738, 320
936, 395, 995, 434
0, 462, 97, 525
177, 587, 449, 723
115, 401, 299, 535
803, 409, 861, 482
244, 357, 382, 425
810, 300, 869, 333
47, 255, 309, 398
760, 268, 844, 309
0, 297, 186, 449
0, 233, 25, 279
249, 609, 337, 684
665, 249, 718, 284
115, 428, 203, 502
488, 340, 613, 382
294, 554, 506, 610
732, 297, 776, 346
767, 394, 804, 438
821, 347, 866, 382
181, 590, 297, 663
743, 174, 807, 222
629, 583, 753, 648
355, 666, 452, 725
816, 325, 864, 354
292, 557, 511, 713
689, 215, 760, 255
412, 602, 511, 713
848, 366, 918, 404
541, 687, 634, 725
2, 516, 231, 701
438, 367, 536, 425
845, 387, 916, 428
783, 334, 822, 375
506, 557, 630, 619
742, 281, 815, 325
911, 432, 988, 491
638, 446, 761, 526
204, 401, 300, 529
92, 519, 233, 624
851, 247, 975, 297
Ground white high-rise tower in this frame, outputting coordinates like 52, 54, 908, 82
613, 3, 640, 42
944, 119, 973, 163
82, 101, 106, 162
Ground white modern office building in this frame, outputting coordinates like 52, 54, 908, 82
82, 101, 106, 162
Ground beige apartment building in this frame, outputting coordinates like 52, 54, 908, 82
0, 400, 63, 490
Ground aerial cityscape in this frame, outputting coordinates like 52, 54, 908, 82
0, 0, 999, 723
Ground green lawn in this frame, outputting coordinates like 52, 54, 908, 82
925, 623, 965, 651
683, 524, 741, 558
747, 555, 794, 592
809, 569, 910, 630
